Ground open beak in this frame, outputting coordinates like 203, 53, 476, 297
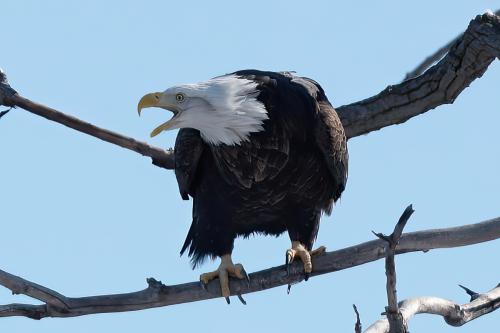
137, 92, 181, 137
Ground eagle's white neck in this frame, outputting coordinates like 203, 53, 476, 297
169, 75, 268, 145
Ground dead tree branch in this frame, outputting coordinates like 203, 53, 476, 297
353, 304, 363, 333
373, 205, 415, 333
0, 72, 174, 169
364, 284, 500, 333
0, 217, 498, 320
338, 11, 500, 138
404, 9, 500, 80
1, 13, 499, 169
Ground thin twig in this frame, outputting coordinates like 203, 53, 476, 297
458, 284, 480, 302
0, 217, 498, 319
4, 94, 175, 169
353, 304, 362, 333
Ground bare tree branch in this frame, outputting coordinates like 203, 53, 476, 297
404, 9, 500, 80
364, 284, 500, 333
353, 304, 363, 333
338, 11, 500, 138
373, 205, 414, 333
0, 217, 498, 319
0, 88, 175, 170
1, 13, 499, 170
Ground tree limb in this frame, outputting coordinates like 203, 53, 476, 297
1, 13, 499, 169
338, 11, 500, 138
0, 87, 175, 170
364, 284, 500, 333
404, 9, 500, 80
373, 205, 414, 333
0, 217, 498, 319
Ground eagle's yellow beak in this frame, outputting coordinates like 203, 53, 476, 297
137, 92, 181, 137
137, 92, 162, 116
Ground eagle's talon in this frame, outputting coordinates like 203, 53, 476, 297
286, 241, 323, 279
199, 254, 248, 303
241, 268, 251, 287
285, 250, 294, 276
200, 280, 208, 292
237, 294, 247, 305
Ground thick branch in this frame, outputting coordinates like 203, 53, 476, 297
338, 12, 500, 138
0, 217, 498, 319
1, 13, 499, 170
364, 284, 500, 333
404, 9, 500, 80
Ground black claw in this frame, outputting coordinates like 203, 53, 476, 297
285, 253, 292, 276
237, 294, 247, 305
241, 269, 251, 287
287, 284, 292, 294
0, 108, 11, 120
200, 281, 208, 292
225, 297, 230, 304
304, 272, 310, 281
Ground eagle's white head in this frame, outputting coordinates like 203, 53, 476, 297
137, 75, 268, 145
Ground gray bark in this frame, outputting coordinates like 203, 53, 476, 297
338, 12, 500, 138
1, 13, 499, 170
0, 10, 498, 326
373, 206, 415, 333
364, 285, 500, 333
403, 9, 500, 80
0, 217, 498, 319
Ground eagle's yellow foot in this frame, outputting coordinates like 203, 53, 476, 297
200, 254, 250, 304
286, 241, 326, 280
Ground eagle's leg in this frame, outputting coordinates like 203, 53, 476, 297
285, 241, 326, 280
200, 254, 250, 304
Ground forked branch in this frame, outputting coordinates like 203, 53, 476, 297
364, 284, 500, 333
1, 12, 499, 169
338, 11, 500, 138
373, 205, 415, 333
0, 216, 499, 319
404, 9, 500, 80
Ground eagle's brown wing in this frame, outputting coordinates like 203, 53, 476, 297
314, 99, 348, 201
174, 128, 204, 200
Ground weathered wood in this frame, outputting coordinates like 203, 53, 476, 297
404, 9, 500, 80
338, 12, 500, 139
364, 284, 500, 333
2, 94, 175, 169
373, 206, 414, 333
353, 304, 363, 333
0, 217, 498, 319
1, 13, 499, 170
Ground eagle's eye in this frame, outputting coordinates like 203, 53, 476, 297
175, 93, 185, 103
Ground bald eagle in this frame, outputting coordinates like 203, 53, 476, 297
138, 70, 348, 302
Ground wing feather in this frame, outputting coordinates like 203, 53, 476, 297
174, 128, 204, 200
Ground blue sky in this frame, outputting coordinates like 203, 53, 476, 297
1, 1, 499, 332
